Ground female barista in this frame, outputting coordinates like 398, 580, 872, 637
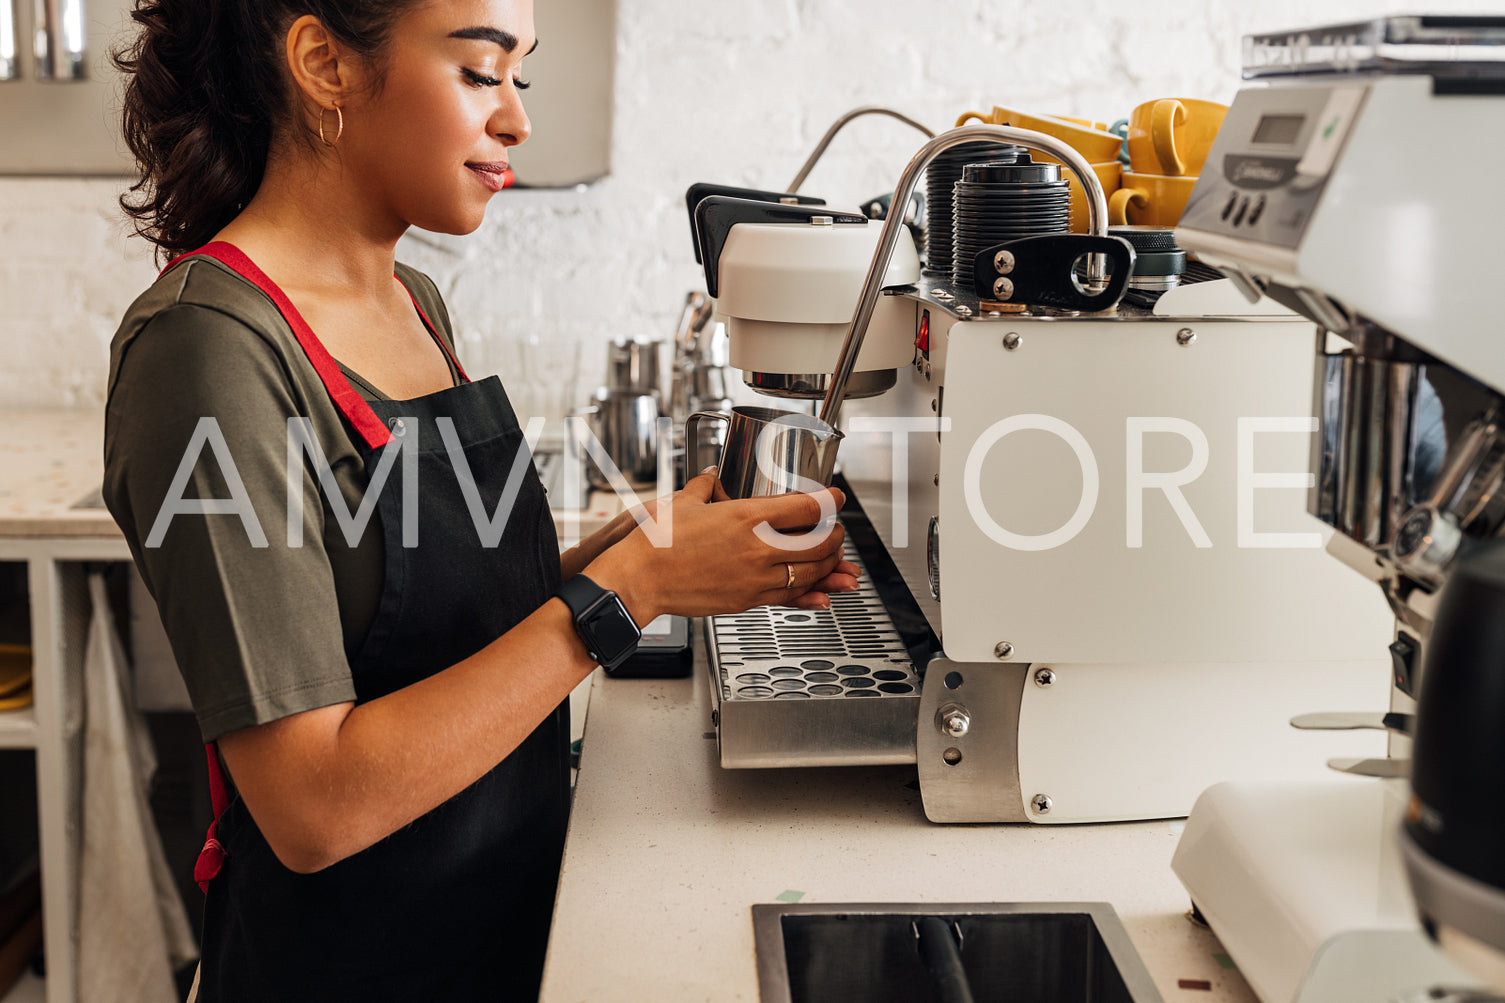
103, 0, 857, 998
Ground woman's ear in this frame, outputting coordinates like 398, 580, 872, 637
284, 14, 358, 112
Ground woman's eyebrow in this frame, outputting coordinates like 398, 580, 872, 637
447, 26, 539, 56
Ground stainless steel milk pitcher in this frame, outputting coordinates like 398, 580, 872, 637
685, 405, 843, 500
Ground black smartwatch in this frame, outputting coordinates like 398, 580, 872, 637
556, 574, 641, 672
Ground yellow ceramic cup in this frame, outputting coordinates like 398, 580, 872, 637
1108, 171, 1199, 227
1053, 115, 1109, 132
1126, 98, 1228, 177
1062, 161, 1123, 232
955, 107, 1126, 165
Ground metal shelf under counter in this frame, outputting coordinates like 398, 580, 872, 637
541, 635, 1258, 1002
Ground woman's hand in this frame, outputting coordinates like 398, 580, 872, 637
581, 470, 858, 623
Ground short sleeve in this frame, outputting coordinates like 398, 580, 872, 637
104, 301, 360, 741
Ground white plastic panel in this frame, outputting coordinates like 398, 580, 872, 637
937, 314, 1395, 666
1014, 659, 1389, 824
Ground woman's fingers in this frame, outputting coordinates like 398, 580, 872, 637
743, 488, 845, 532
754, 522, 846, 568
780, 590, 834, 611
829, 559, 859, 579
678, 469, 718, 504
810, 570, 859, 594
755, 551, 844, 605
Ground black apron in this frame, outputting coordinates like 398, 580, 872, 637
171, 244, 569, 1001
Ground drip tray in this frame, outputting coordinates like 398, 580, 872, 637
705, 540, 919, 768
753, 902, 1164, 1003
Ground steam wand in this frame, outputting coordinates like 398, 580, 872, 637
786, 106, 937, 194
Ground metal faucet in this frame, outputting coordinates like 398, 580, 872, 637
818, 124, 1111, 429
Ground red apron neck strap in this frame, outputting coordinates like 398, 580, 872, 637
403, 290, 470, 384
163, 241, 393, 450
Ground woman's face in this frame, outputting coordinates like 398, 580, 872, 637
341, 0, 536, 236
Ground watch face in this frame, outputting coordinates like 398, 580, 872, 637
585, 597, 640, 662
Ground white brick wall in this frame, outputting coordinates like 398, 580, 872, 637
0, 0, 1494, 410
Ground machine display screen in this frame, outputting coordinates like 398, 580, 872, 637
1252, 114, 1305, 146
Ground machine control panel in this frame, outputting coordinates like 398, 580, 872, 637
1178, 83, 1367, 251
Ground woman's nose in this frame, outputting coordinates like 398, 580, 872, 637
493, 91, 531, 148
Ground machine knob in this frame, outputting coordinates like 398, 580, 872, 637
926, 516, 941, 600
937, 703, 970, 738
1394, 505, 1464, 586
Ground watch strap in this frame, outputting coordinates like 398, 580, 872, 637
557, 573, 610, 621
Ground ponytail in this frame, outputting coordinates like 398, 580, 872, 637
114, 0, 418, 262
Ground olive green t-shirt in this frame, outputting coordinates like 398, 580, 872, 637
103, 254, 461, 742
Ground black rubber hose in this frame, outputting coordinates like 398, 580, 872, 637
915, 917, 976, 1003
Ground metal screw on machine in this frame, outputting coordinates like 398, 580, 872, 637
992, 277, 1015, 300
1176, 327, 1197, 346
994, 641, 1015, 660
1003, 332, 1023, 351
933, 473, 940, 486
1033, 668, 1055, 688
933, 289, 954, 301
1031, 794, 1053, 815
993, 249, 1016, 274
930, 398, 938, 412
937, 703, 971, 738
954, 305, 973, 318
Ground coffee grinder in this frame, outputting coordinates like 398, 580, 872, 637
1169, 15, 1505, 1001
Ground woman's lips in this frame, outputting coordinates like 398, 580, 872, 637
466, 162, 509, 192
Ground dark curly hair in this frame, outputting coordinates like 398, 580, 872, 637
114, 0, 423, 262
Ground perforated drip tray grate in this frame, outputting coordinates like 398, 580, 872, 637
705, 541, 921, 768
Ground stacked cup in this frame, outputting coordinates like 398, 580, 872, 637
1113, 98, 1228, 227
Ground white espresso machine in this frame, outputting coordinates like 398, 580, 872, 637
688, 107, 1396, 823
1165, 15, 1505, 1002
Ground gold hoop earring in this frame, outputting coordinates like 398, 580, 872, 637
319, 105, 344, 147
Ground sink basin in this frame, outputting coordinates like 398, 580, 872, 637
752, 902, 1163, 1003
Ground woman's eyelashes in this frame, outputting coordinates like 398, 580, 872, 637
461, 67, 501, 87
461, 67, 530, 90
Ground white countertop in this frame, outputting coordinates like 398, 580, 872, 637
541, 640, 1259, 1002
0, 410, 116, 538
0, 408, 621, 542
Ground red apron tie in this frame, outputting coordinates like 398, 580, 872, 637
195, 742, 230, 893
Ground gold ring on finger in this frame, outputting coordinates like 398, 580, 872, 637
785, 563, 796, 590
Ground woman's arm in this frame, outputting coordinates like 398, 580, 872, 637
218, 474, 850, 873
559, 506, 638, 581
218, 596, 598, 873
